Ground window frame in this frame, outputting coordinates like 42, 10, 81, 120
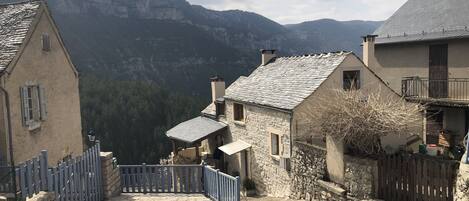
233, 103, 245, 122
343, 70, 361, 90
20, 84, 47, 128
270, 133, 280, 157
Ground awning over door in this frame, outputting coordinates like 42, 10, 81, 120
218, 140, 251, 156
166, 116, 227, 144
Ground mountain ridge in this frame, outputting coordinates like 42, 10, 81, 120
46, 0, 381, 97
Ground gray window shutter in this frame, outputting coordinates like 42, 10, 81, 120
38, 86, 47, 120
20, 87, 29, 126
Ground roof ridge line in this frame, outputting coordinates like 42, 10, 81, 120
277, 51, 351, 59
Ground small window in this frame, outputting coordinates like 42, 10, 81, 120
42, 33, 50, 51
343, 70, 360, 90
233, 103, 244, 121
20, 85, 47, 126
216, 101, 225, 116
271, 133, 280, 156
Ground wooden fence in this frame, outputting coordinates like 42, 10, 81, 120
120, 164, 240, 201
16, 143, 103, 201
378, 153, 459, 201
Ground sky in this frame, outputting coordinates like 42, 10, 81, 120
186, 0, 407, 24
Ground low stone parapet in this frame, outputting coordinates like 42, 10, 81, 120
101, 152, 121, 199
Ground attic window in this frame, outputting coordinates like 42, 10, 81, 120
42, 33, 50, 51
343, 70, 361, 90
215, 100, 225, 117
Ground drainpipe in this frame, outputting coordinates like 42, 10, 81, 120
0, 86, 16, 199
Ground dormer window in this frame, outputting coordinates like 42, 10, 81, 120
42, 33, 50, 51
343, 70, 361, 90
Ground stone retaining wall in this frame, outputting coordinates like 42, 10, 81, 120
344, 155, 378, 199
456, 157, 469, 201
101, 152, 121, 199
291, 141, 380, 201
290, 141, 327, 200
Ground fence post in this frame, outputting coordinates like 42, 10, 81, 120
202, 164, 206, 194
142, 163, 147, 194
40, 150, 48, 191
236, 176, 240, 201
216, 169, 220, 201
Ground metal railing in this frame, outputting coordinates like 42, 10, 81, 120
402, 77, 469, 101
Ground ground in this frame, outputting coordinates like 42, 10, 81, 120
110, 194, 300, 201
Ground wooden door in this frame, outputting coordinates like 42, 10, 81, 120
429, 44, 448, 98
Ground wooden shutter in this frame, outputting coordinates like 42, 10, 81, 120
20, 86, 29, 126
38, 86, 47, 120
42, 33, 50, 51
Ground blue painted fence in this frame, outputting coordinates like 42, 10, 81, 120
16, 143, 103, 201
120, 164, 240, 201
203, 166, 240, 201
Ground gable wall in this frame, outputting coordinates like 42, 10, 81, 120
221, 100, 292, 197
292, 55, 424, 157
0, 9, 83, 165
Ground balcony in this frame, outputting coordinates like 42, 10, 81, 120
402, 77, 469, 105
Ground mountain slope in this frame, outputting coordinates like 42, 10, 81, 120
47, 0, 380, 97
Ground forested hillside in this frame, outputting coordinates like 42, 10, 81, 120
44, 0, 380, 163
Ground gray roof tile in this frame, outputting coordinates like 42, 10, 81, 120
0, 1, 40, 71
374, 0, 469, 44
225, 52, 351, 110
166, 116, 227, 143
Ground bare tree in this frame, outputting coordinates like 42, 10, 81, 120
298, 89, 423, 155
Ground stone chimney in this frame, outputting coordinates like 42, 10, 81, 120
362, 35, 377, 67
261, 49, 277, 65
210, 76, 225, 103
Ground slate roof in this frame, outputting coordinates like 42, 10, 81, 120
166, 117, 227, 144
374, 0, 469, 44
0, 1, 41, 71
225, 52, 351, 110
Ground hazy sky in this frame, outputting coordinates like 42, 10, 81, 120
186, 0, 408, 24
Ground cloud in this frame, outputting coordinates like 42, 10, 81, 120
186, 0, 407, 24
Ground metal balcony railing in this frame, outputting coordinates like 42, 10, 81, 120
402, 77, 469, 101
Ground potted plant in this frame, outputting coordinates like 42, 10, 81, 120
243, 178, 256, 197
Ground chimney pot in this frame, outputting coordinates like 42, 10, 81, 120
261, 49, 277, 65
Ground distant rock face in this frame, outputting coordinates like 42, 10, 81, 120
46, 0, 380, 97
50, 0, 188, 20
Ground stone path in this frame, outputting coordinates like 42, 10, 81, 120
110, 194, 211, 201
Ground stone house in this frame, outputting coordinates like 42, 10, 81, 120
0, 0, 83, 166
167, 50, 400, 197
364, 0, 469, 149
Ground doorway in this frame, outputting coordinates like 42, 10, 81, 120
429, 44, 448, 98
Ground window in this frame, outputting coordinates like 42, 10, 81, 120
42, 33, 50, 51
215, 101, 225, 116
343, 70, 360, 90
233, 103, 244, 121
20, 85, 47, 127
270, 133, 280, 156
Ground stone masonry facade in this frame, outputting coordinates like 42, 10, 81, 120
290, 141, 327, 200
101, 152, 121, 199
291, 141, 379, 201
222, 100, 292, 197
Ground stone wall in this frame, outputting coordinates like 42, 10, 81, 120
222, 100, 292, 197
290, 141, 327, 200
26, 192, 55, 201
456, 156, 469, 201
344, 155, 378, 200
101, 152, 121, 199
291, 141, 379, 201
